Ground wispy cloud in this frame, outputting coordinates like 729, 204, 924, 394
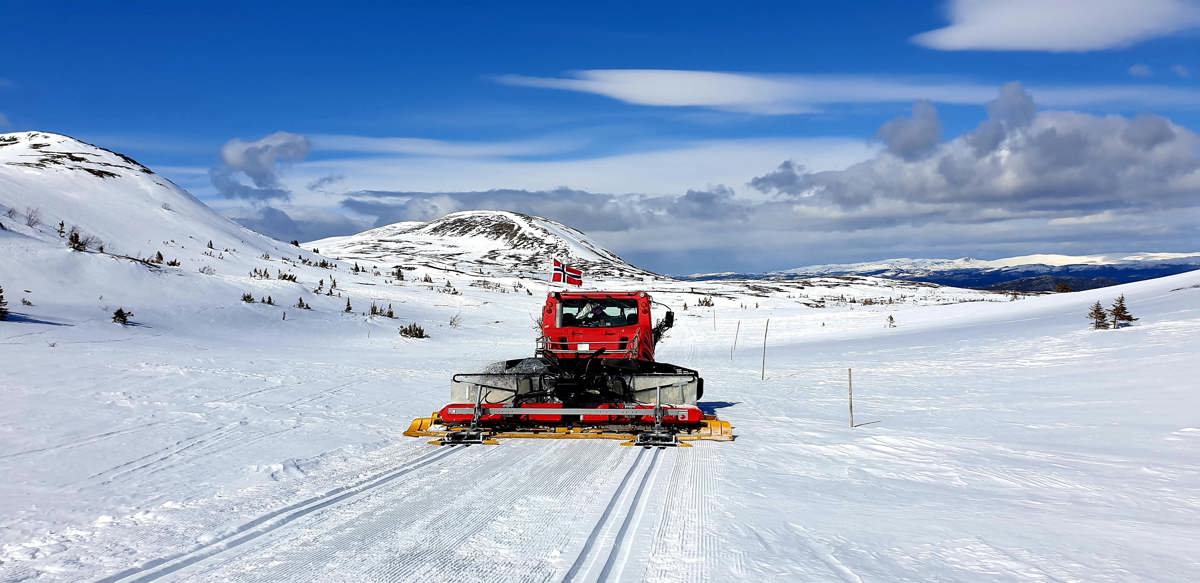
0, 113, 10, 128
1173, 64, 1193, 78
309, 134, 584, 158
1128, 64, 1153, 78
497, 69, 1200, 115
912, 0, 1200, 52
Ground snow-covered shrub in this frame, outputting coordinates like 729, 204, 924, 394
241, 293, 255, 303
198, 265, 216, 275
400, 323, 428, 338
0, 285, 8, 320
449, 313, 462, 328
112, 308, 132, 325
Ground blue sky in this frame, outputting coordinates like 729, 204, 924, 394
3, 1, 1200, 273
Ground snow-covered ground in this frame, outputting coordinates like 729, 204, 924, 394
2, 132, 1199, 581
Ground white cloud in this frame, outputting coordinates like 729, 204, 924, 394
212, 132, 311, 201
497, 69, 1200, 115
1172, 64, 1193, 78
1050, 211, 1117, 225
912, 0, 1200, 52
1129, 64, 1153, 77
0, 112, 10, 128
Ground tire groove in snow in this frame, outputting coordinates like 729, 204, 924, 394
93, 445, 467, 583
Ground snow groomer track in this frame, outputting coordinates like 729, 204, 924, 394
99, 441, 722, 583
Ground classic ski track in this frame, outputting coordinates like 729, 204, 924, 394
85, 422, 245, 486
563, 447, 664, 583
178, 442, 646, 583
93, 445, 467, 583
0, 421, 164, 461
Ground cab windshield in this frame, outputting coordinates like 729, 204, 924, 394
559, 298, 638, 328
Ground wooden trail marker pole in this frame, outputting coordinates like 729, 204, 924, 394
848, 367, 854, 428
760, 318, 770, 380
731, 320, 740, 361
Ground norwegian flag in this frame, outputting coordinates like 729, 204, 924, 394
551, 259, 583, 286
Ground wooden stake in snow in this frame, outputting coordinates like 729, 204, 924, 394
760, 318, 770, 380
731, 320, 740, 361
848, 367, 854, 428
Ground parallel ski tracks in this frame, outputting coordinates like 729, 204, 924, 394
563, 446, 665, 583
94, 445, 468, 583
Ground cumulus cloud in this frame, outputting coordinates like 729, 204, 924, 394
231, 205, 364, 243
750, 83, 1200, 228
913, 0, 1200, 52
876, 101, 942, 160
1129, 64, 1154, 78
210, 131, 311, 201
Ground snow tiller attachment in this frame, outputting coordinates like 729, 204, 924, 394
405, 291, 734, 448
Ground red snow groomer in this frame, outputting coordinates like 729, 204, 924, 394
405, 291, 734, 447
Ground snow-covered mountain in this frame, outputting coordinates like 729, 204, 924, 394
689, 252, 1200, 291
0, 131, 303, 261
308, 210, 661, 280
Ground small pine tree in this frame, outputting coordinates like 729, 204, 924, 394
266, 296, 274, 305
886, 315, 896, 328
1088, 301, 1110, 330
345, 298, 352, 313
207, 240, 215, 249
112, 308, 131, 325
393, 267, 405, 281
386, 304, 394, 318
0, 285, 8, 320
399, 323, 428, 338
290, 240, 300, 247
57, 221, 65, 236
1109, 295, 1137, 328
153, 251, 164, 264
241, 293, 255, 303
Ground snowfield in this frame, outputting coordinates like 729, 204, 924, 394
2, 132, 1199, 582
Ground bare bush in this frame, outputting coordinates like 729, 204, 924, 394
24, 207, 41, 228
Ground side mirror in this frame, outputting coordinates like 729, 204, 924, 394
663, 311, 674, 328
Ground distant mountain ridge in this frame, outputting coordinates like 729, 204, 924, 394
308, 210, 662, 281
687, 253, 1200, 291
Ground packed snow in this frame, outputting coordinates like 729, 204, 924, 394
2, 132, 1199, 582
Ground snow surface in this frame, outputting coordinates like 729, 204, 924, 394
3, 132, 1200, 582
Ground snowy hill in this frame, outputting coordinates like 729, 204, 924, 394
0, 131, 300, 260
308, 210, 661, 280
689, 252, 1200, 291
